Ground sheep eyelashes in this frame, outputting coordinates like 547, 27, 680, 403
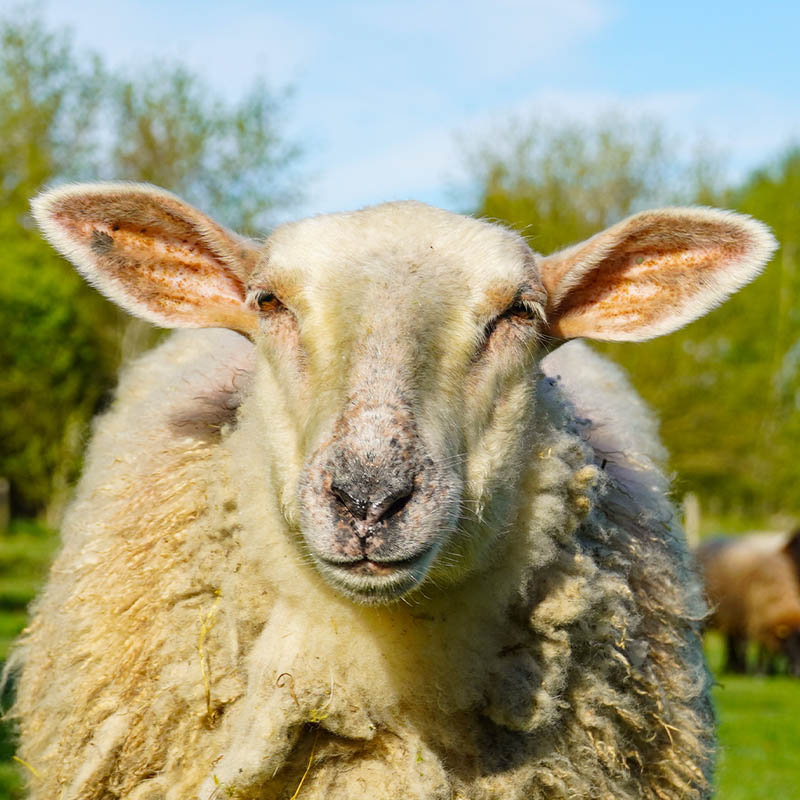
12, 184, 776, 799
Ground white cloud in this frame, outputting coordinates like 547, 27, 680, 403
38, 0, 315, 89
355, 0, 611, 80
33, 0, 611, 90
309, 122, 459, 212
25, 0, 621, 218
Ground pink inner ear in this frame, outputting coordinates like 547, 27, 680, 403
54, 211, 252, 329
551, 238, 745, 340
538, 206, 776, 342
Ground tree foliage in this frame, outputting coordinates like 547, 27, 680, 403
111, 67, 301, 235
0, 12, 114, 519
717, 149, 800, 511
0, 9, 302, 519
468, 115, 724, 254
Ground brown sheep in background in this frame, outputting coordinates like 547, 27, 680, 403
785, 528, 800, 577
697, 530, 800, 676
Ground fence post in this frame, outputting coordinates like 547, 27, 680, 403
683, 492, 701, 548
0, 477, 9, 531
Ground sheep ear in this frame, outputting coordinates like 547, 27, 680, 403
538, 208, 777, 342
31, 182, 261, 337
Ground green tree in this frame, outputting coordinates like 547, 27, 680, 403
600, 152, 799, 517
466, 115, 721, 254
0, 11, 115, 520
111, 66, 301, 235
715, 149, 800, 511
0, 10, 303, 520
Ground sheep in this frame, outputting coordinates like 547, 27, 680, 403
697, 530, 800, 676
7, 182, 776, 799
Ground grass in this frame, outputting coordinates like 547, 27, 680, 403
0, 520, 56, 662
0, 520, 57, 800
0, 521, 799, 798
702, 631, 800, 798
713, 676, 800, 799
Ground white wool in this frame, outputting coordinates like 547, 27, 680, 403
11, 330, 714, 798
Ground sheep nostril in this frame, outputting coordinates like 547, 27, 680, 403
368, 485, 413, 524
329, 480, 414, 525
330, 482, 369, 521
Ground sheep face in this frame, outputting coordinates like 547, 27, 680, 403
32, 184, 776, 605
249, 204, 549, 602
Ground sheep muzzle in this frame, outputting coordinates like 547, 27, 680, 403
298, 399, 462, 603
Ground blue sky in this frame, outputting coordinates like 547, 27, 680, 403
17, 0, 800, 218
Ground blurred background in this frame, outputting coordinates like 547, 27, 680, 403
1, 1, 799, 796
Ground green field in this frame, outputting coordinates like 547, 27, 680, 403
0, 521, 55, 799
0, 525, 798, 799
713, 676, 800, 799
703, 633, 800, 799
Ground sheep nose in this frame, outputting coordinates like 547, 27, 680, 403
330, 478, 414, 527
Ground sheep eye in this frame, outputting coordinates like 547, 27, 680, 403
255, 291, 284, 314
480, 297, 540, 350
506, 298, 538, 322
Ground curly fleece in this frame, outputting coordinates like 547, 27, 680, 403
9, 331, 713, 800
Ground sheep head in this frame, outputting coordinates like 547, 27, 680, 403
32, 184, 775, 603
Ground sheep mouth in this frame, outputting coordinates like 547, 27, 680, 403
315, 549, 436, 603
338, 554, 426, 575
